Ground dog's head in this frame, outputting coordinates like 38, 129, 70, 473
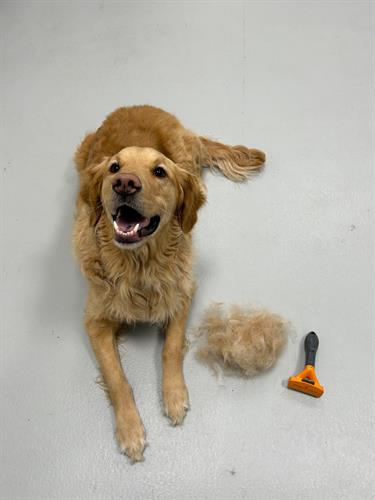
79, 146, 206, 249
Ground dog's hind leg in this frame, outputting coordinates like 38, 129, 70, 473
200, 136, 265, 181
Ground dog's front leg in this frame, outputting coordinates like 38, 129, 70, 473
162, 302, 190, 425
86, 317, 146, 461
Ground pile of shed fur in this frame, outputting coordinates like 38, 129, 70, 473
194, 303, 290, 376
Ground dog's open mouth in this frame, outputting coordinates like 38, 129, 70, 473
112, 204, 160, 245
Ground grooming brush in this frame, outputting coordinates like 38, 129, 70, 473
288, 332, 324, 397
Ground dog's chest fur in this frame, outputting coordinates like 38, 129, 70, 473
102, 251, 193, 324
81, 218, 194, 324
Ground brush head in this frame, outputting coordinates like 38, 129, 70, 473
288, 377, 324, 397
288, 365, 324, 398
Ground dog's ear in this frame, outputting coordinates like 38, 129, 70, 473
176, 170, 206, 233
78, 158, 108, 226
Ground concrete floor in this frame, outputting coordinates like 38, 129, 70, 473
1, 1, 374, 499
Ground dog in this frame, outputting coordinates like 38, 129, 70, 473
73, 105, 265, 461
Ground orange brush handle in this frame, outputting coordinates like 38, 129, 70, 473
288, 332, 324, 398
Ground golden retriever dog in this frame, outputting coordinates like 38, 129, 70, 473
73, 105, 265, 461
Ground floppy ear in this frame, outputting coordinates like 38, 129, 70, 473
177, 172, 206, 233
78, 158, 108, 226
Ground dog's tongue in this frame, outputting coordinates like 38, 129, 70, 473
116, 212, 150, 233
117, 221, 137, 233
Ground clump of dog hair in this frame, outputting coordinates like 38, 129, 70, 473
195, 303, 289, 376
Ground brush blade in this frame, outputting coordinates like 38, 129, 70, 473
288, 376, 324, 398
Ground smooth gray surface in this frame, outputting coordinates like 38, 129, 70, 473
1, 1, 374, 499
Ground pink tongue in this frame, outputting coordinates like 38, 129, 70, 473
116, 215, 150, 233
120, 222, 137, 232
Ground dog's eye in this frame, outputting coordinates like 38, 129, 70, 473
109, 162, 120, 173
153, 166, 167, 178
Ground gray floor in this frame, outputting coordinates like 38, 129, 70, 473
1, 1, 374, 499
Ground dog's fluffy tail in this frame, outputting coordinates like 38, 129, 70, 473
74, 132, 96, 171
200, 137, 265, 182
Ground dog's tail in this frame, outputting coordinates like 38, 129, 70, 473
200, 137, 265, 182
74, 132, 96, 171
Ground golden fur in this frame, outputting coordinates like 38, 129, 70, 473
195, 304, 288, 376
73, 104, 265, 461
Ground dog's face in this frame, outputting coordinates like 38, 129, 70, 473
81, 146, 205, 249
102, 147, 179, 249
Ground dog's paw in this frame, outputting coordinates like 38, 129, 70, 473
163, 383, 189, 425
116, 417, 147, 462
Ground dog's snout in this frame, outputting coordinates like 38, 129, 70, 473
112, 173, 142, 196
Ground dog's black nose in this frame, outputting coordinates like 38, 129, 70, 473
112, 173, 142, 196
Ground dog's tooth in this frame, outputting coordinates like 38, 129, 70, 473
115, 224, 140, 238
